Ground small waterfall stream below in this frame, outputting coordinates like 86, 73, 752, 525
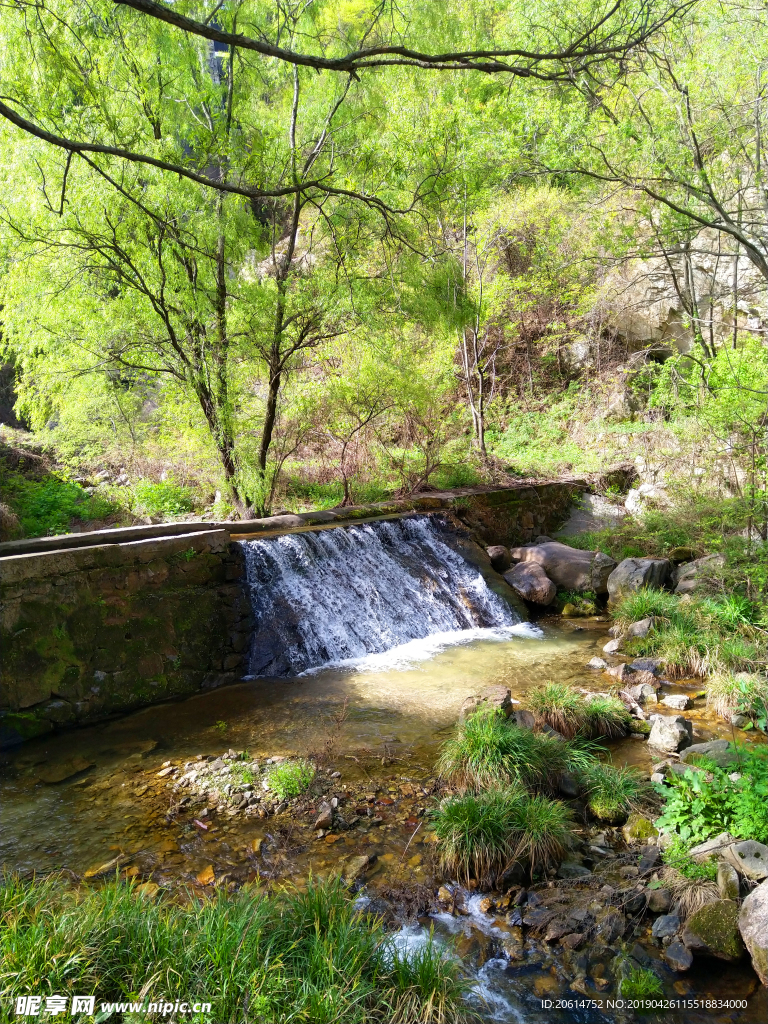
241, 516, 526, 676
0, 516, 764, 1023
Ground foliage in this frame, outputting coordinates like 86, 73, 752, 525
430, 789, 520, 886
655, 746, 768, 844
0, 875, 467, 1024
619, 966, 663, 1001
580, 762, 651, 822
430, 788, 575, 884
0, 470, 117, 537
266, 759, 316, 800
131, 479, 197, 518
661, 836, 718, 882
436, 707, 598, 793
507, 793, 575, 873
527, 682, 630, 739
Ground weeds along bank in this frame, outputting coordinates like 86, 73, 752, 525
0, 876, 467, 1024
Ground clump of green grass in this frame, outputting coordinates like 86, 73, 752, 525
613, 589, 767, 677
228, 763, 256, 787
508, 793, 575, 873
436, 707, 597, 793
660, 840, 720, 918
0, 875, 467, 1023
708, 671, 768, 728
431, 789, 576, 884
266, 758, 315, 799
527, 683, 630, 740
582, 694, 633, 739
619, 965, 663, 1000
431, 789, 520, 886
528, 681, 584, 738
580, 762, 652, 823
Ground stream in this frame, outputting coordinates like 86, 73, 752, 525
1, 517, 765, 1022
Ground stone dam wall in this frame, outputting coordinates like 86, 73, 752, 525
0, 480, 585, 746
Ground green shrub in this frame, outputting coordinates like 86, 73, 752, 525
655, 746, 768, 844
131, 478, 196, 517
580, 762, 650, 822
0, 472, 118, 536
0, 875, 466, 1023
661, 836, 718, 882
266, 759, 315, 799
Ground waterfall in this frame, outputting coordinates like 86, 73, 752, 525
239, 515, 524, 676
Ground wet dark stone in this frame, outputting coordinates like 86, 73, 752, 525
664, 940, 693, 971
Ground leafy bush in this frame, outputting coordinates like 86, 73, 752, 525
661, 836, 718, 882
0, 875, 466, 1023
131, 478, 196, 517
655, 746, 768, 844
436, 707, 598, 793
266, 759, 316, 799
0, 471, 118, 536
431, 789, 575, 884
580, 762, 651, 822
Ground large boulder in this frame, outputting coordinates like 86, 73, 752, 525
503, 562, 556, 605
689, 833, 737, 863
679, 739, 739, 769
486, 545, 512, 573
739, 878, 768, 985
682, 900, 744, 961
508, 542, 616, 594
723, 840, 768, 881
648, 715, 692, 753
607, 557, 672, 603
673, 554, 726, 595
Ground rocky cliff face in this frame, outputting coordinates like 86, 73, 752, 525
566, 233, 767, 371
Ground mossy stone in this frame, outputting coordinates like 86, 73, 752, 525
682, 900, 744, 961
622, 813, 659, 843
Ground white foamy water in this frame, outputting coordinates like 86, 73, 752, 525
240, 516, 527, 676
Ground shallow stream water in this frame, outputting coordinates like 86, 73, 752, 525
1, 617, 764, 1023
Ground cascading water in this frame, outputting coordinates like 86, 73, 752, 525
240, 515, 526, 676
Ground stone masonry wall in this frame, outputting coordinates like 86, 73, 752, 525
0, 530, 251, 747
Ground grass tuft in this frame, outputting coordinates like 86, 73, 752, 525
613, 589, 767, 677
580, 762, 652, 823
431, 789, 576, 884
436, 707, 599, 794
527, 682, 630, 740
266, 758, 316, 800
